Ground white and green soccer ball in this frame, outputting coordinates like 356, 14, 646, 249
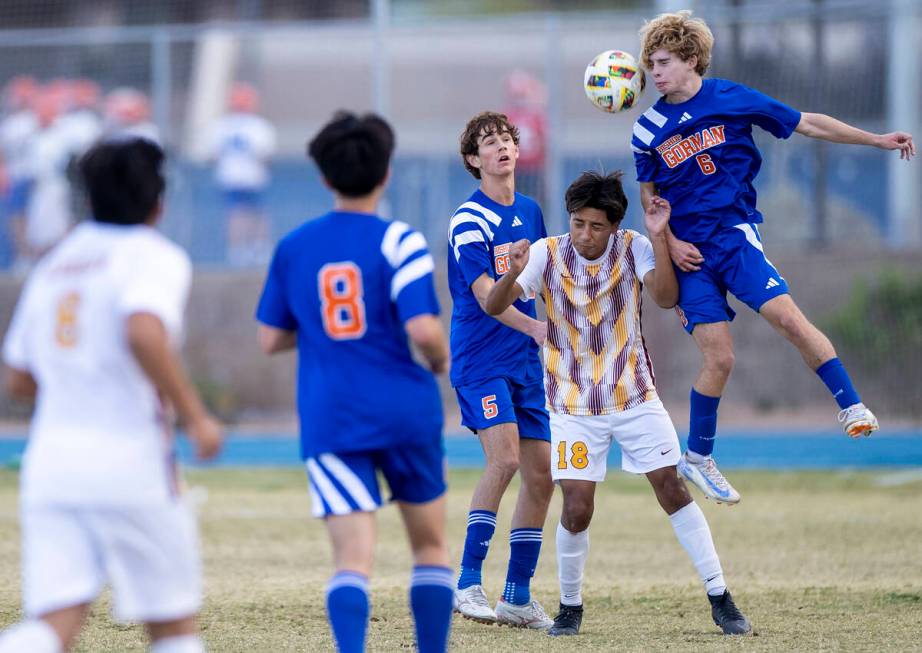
583, 50, 646, 113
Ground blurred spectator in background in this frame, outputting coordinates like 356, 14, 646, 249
501, 70, 547, 207
20, 85, 73, 268
103, 87, 160, 144
57, 79, 103, 222
209, 81, 276, 266
0, 76, 39, 270
57, 79, 102, 157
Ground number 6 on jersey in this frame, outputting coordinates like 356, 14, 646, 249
318, 262, 367, 340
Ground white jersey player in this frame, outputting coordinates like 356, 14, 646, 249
55, 79, 103, 161
0, 138, 222, 653
0, 77, 39, 268
103, 88, 161, 146
485, 171, 752, 637
209, 82, 276, 266
18, 90, 75, 262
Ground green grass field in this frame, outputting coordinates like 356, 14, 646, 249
0, 468, 920, 652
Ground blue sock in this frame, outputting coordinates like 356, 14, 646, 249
816, 358, 861, 409
688, 389, 721, 456
503, 528, 542, 605
410, 566, 454, 653
326, 571, 369, 653
458, 510, 496, 589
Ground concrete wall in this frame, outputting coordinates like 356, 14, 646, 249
1, 246, 919, 425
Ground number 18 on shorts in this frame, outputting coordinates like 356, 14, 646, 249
550, 399, 682, 481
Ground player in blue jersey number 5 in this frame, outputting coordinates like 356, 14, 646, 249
632, 11, 915, 504
448, 112, 555, 629
256, 112, 453, 653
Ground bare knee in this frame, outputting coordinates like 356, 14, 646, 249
561, 494, 594, 533
774, 308, 810, 342
521, 465, 552, 499
703, 347, 734, 379
647, 468, 692, 514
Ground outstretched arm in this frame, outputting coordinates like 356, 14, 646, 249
642, 197, 679, 308
795, 113, 915, 160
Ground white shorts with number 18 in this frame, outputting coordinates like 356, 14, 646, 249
551, 398, 681, 481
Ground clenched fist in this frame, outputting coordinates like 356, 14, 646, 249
509, 239, 531, 275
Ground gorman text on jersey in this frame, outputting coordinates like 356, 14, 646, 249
656, 125, 726, 169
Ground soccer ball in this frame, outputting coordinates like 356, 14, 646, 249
583, 50, 645, 113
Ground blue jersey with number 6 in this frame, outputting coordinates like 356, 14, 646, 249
256, 211, 442, 458
632, 78, 801, 243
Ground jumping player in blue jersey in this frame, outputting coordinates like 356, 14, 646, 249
256, 111, 453, 653
448, 111, 554, 629
633, 11, 915, 504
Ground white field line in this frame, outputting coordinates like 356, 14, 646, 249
874, 468, 922, 487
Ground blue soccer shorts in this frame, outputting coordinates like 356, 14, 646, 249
674, 222, 789, 334
454, 376, 551, 441
5, 179, 32, 215
223, 188, 265, 211
305, 439, 446, 518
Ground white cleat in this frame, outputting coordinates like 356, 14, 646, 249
678, 453, 741, 505
454, 585, 497, 623
838, 403, 879, 438
495, 599, 554, 629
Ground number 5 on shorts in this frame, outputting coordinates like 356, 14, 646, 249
557, 440, 589, 470
482, 395, 498, 419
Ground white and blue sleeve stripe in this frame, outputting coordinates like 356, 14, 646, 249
392, 253, 435, 300
632, 120, 655, 146
449, 201, 502, 263
382, 220, 412, 266
384, 222, 433, 300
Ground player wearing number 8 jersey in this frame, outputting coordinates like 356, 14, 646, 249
486, 171, 751, 637
633, 10, 915, 504
256, 112, 453, 653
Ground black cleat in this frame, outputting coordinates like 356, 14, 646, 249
547, 603, 583, 636
708, 590, 752, 635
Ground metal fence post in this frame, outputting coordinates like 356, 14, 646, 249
151, 28, 172, 146
372, 0, 390, 119
887, 0, 921, 247
544, 12, 564, 232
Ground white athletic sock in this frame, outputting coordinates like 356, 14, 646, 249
556, 522, 590, 606
685, 450, 708, 464
149, 634, 205, 653
0, 620, 62, 653
669, 502, 727, 597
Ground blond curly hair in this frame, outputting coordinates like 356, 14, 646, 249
639, 10, 714, 76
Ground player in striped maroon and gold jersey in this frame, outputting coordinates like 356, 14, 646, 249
540, 227, 657, 416
485, 170, 752, 637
